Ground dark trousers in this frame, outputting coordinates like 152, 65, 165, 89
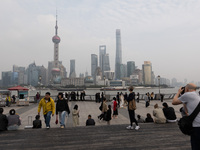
128, 110, 138, 126
191, 127, 200, 150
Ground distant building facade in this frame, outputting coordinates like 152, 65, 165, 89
127, 61, 135, 77
142, 61, 152, 85
69, 59, 76, 78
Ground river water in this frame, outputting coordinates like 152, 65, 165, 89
27, 87, 181, 97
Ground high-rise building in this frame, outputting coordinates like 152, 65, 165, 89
120, 64, 127, 78
115, 29, 122, 80
127, 61, 135, 77
69, 59, 76, 78
37, 65, 47, 86
91, 54, 98, 75
103, 54, 110, 73
2, 71, 12, 87
27, 62, 39, 86
13, 65, 26, 85
142, 61, 152, 85
99, 45, 106, 74
91, 54, 98, 82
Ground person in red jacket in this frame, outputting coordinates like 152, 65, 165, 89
113, 97, 118, 118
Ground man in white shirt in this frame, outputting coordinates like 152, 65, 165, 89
172, 83, 200, 150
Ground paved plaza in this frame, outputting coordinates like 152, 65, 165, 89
0, 99, 191, 150
2, 99, 183, 129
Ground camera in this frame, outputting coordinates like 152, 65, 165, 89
181, 86, 185, 95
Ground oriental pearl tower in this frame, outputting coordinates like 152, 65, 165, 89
51, 14, 61, 84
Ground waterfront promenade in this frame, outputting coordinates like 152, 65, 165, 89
0, 99, 191, 149
2, 99, 183, 129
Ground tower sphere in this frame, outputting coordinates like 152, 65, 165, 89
52, 35, 61, 43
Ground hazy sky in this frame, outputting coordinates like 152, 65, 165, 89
1, 0, 200, 83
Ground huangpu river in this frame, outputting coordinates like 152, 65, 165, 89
27, 87, 181, 97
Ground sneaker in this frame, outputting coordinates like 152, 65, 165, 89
46, 126, 50, 129
61, 126, 64, 129
135, 126, 140, 130
126, 125, 134, 130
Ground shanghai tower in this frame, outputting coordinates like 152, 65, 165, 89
115, 29, 122, 80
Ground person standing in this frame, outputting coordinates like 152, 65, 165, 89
151, 92, 154, 100
172, 83, 200, 150
124, 92, 128, 105
77, 91, 79, 100
113, 97, 118, 118
137, 92, 140, 103
83, 91, 86, 100
102, 98, 108, 121
12, 95, 16, 103
116, 92, 120, 108
35, 92, 40, 103
0, 108, 8, 131
106, 105, 112, 125
38, 92, 55, 129
5, 94, 11, 107
144, 93, 149, 108
56, 92, 70, 128
126, 86, 140, 130
72, 105, 80, 127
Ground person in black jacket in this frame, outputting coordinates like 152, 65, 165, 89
162, 102, 177, 123
0, 108, 8, 131
56, 92, 70, 128
106, 105, 112, 125
126, 86, 140, 130
145, 113, 154, 123
33, 115, 42, 128
86, 115, 95, 126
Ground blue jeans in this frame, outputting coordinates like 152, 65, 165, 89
58, 111, 67, 127
191, 127, 200, 150
44, 111, 52, 127
7, 125, 19, 130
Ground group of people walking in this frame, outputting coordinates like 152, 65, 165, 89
38, 92, 81, 129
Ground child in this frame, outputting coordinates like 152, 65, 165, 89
33, 115, 42, 128
106, 105, 112, 125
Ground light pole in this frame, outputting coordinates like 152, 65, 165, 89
103, 76, 106, 97
158, 75, 160, 99
38, 76, 42, 94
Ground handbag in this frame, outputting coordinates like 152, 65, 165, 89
129, 99, 136, 110
178, 102, 200, 135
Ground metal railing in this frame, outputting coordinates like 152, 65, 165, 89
29, 93, 176, 103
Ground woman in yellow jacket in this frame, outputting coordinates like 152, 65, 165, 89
38, 92, 55, 129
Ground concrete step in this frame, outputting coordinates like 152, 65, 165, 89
0, 123, 191, 150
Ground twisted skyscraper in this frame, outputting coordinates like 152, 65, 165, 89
115, 29, 122, 80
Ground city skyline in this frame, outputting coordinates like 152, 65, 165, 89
1, 0, 200, 82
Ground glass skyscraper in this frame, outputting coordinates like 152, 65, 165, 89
91, 54, 98, 81
127, 61, 135, 77
69, 59, 76, 78
115, 29, 122, 80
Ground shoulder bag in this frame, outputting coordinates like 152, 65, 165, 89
178, 102, 200, 135
129, 99, 136, 110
